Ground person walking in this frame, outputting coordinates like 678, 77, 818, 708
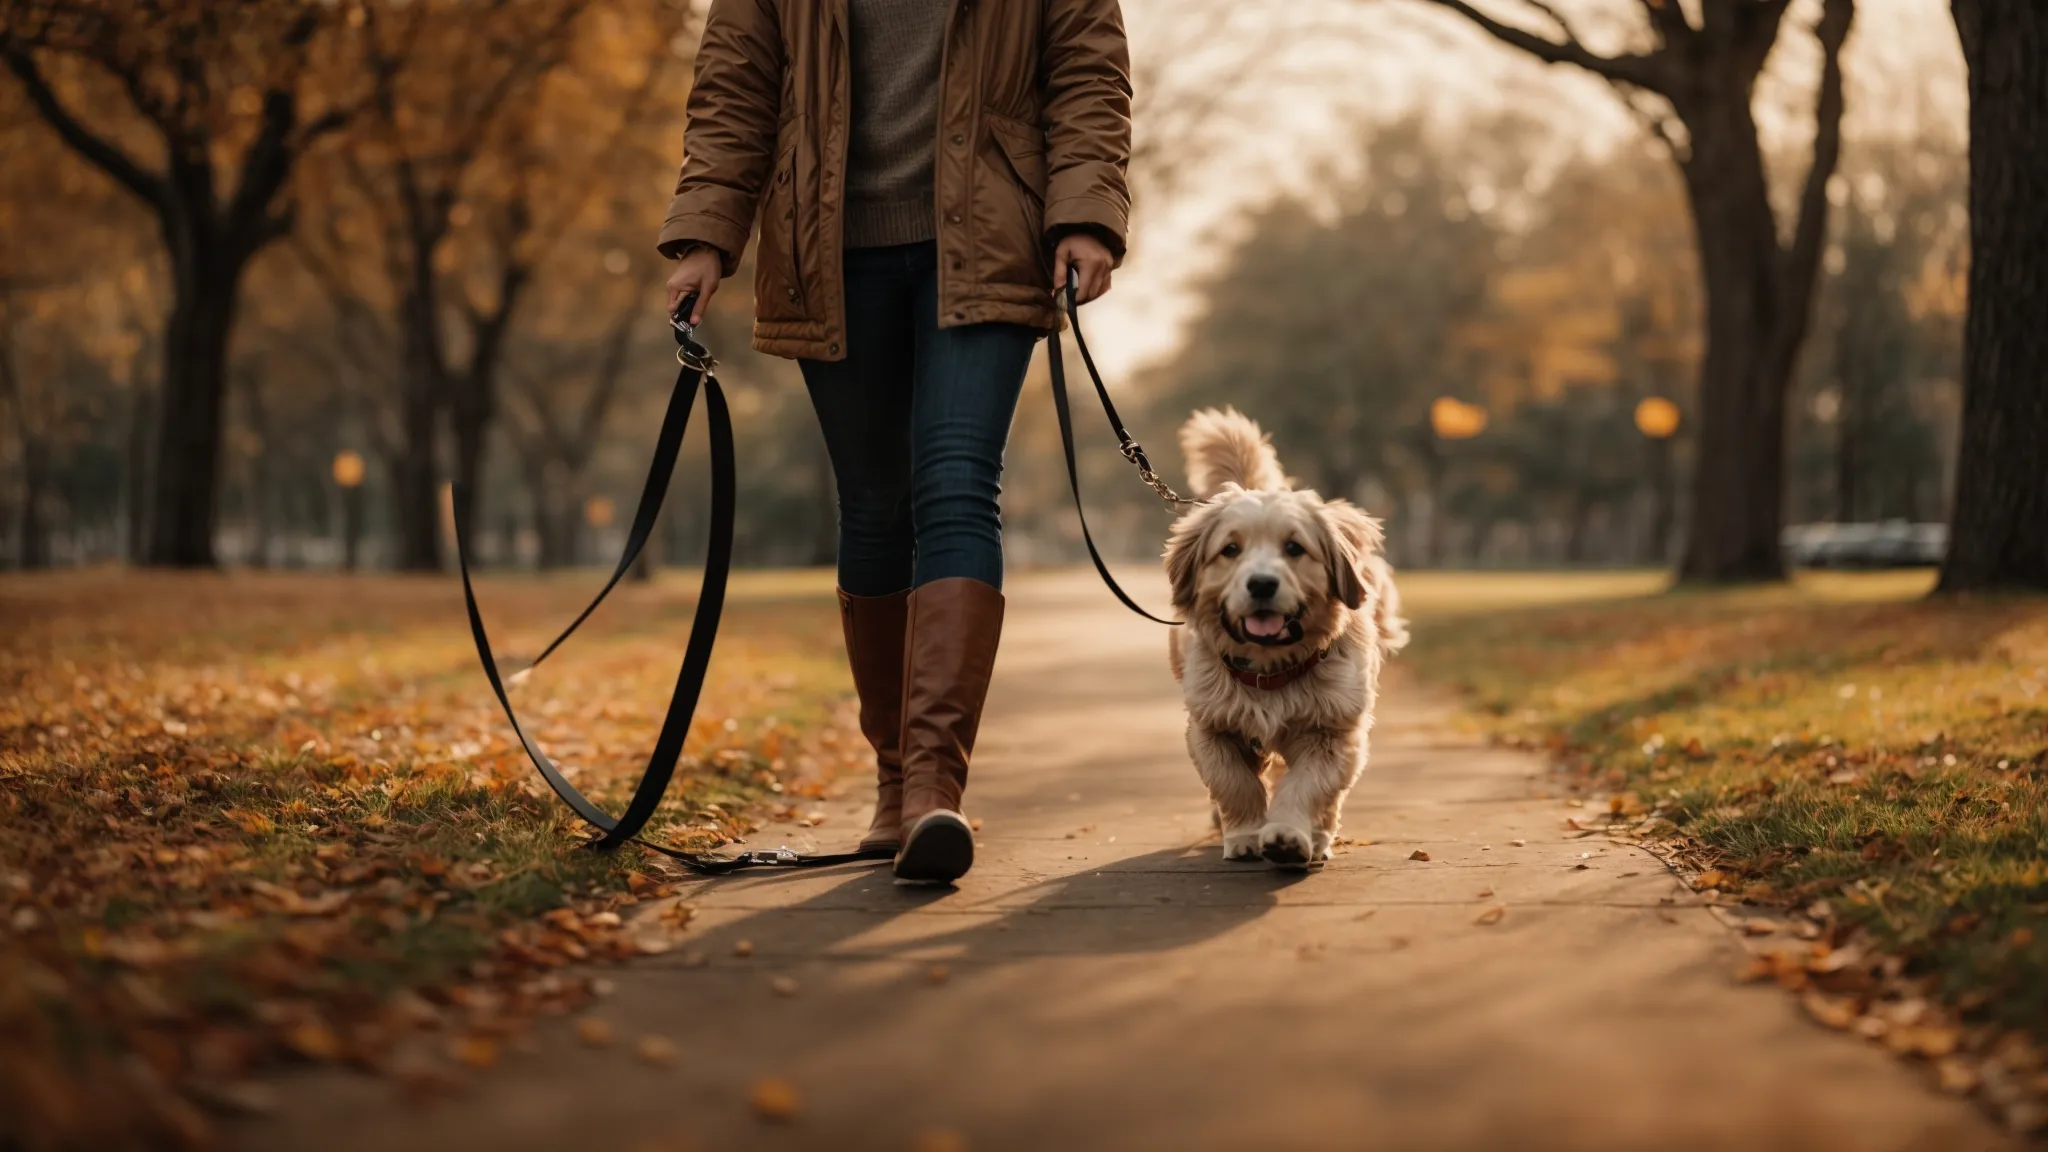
658, 0, 1132, 883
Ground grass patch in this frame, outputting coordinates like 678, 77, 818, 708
1402, 570, 2048, 1080
0, 569, 861, 1147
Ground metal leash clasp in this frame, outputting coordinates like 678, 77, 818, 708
1121, 437, 1202, 509
735, 847, 801, 867
671, 297, 719, 374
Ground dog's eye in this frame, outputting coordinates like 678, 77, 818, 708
1283, 540, 1307, 558
1219, 542, 1241, 559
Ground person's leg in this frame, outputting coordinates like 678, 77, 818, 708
798, 245, 919, 852
798, 246, 917, 598
893, 243, 1038, 882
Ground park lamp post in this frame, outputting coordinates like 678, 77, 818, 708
1634, 397, 1682, 566
332, 450, 366, 572
582, 496, 615, 569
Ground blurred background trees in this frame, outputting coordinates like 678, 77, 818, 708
0, 0, 2035, 590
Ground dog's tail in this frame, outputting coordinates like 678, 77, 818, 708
1366, 553, 1411, 655
1179, 407, 1287, 497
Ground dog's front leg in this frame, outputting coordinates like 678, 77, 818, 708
1187, 724, 1266, 861
1263, 726, 1365, 868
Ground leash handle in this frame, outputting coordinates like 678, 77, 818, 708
1050, 267, 1186, 627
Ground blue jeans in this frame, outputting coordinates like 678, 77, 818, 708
799, 241, 1036, 596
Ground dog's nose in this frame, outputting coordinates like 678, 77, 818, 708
1246, 575, 1280, 601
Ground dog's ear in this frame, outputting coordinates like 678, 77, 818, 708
1317, 501, 1385, 612
1163, 505, 1217, 613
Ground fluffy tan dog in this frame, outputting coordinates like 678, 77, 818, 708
1164, 408, 1408, 867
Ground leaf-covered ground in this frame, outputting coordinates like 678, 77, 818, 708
0, 570, 862, 1149
1407, 570, 2048, 1129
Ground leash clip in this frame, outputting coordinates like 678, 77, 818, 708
675, 343, 718, 373
736, 847, 802, 867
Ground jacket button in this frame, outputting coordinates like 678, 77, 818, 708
951, 258, 963, 271
828, 342, 841, 354
953, 310, 966, 321
951, 133, 965, 145
785, 288, 798, 300
947, 212, 962, 225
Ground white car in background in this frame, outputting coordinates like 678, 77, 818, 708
1782, 522, 1947, 569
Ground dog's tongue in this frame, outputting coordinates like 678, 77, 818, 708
1244, 612, 1288, 638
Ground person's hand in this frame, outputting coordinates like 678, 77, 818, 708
1053, 232, 1115, 305
664, 246, 724, 323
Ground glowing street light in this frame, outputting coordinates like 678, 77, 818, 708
332, 450, 367, 571
1634, 396, 1682, 440
1430, 396, 1488, 441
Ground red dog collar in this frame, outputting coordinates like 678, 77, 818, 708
1225, 649, 1328, 691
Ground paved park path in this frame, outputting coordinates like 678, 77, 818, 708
241, 572, 2009, 1151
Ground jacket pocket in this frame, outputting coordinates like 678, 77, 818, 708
978, 111, 1049, 289
755, 131, 806, 322
986, 113, 1047, 209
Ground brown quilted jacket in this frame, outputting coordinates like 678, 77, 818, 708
656, 0, 1133, 361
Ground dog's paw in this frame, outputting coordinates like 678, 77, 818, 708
1258, 823, 1316, 869
1222, 829, 1264, 861
1311, 830, 1334, 862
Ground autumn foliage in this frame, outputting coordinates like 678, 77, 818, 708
0, 571, 859, 1149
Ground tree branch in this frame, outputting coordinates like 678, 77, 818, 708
2, 48, 168, 211
1409, 0, 1670, 93
1775, 0, 1853, 360
1634, 0, 1694, 45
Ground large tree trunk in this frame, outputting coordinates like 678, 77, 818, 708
1675, 111, 1795, 583
18, 438, 52, 570
124, 384, 153, 562
146, 252, 239, 567
391, 289, 445, 572
1939, 0, 2048, 592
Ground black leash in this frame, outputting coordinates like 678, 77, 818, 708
1046, 267, 1195, 626
453, 298, 891, 875
455, 274, 1186, 873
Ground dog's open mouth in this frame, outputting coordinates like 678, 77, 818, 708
1244, 611, 1289, 639
1226, 609, 1304, 647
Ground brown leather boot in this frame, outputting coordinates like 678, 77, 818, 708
838, 588, 910, 854
895, 577, 1005, 883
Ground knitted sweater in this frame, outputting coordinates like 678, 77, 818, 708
844, 0, 950, 248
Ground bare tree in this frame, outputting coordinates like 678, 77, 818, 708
0, 0, 356, 567
1406, 0, 1854, 582
1938, 0, 2048, 592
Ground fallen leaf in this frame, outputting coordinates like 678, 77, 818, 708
1742, 920, 1776, 936
1936, 1057, 1980, 1095
283, 1021, 343, 1062
925, 964, 951, 986
750, 1076, 800, 1122
1509, 839, 1527, 847
1477, 887, 1494, 899
912, 1128, 969, 1152
1474, 906, 1505, 926
1408, 850, 1430, 862
1802, 991, 1860, 1031
635, 1036, 679, 1068
733, 939, 755, 958
453, 1035, 499, 1070
1887, 1025, 1962, 1059
576, 1018, 615, 1048
770, 976, 800, 997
